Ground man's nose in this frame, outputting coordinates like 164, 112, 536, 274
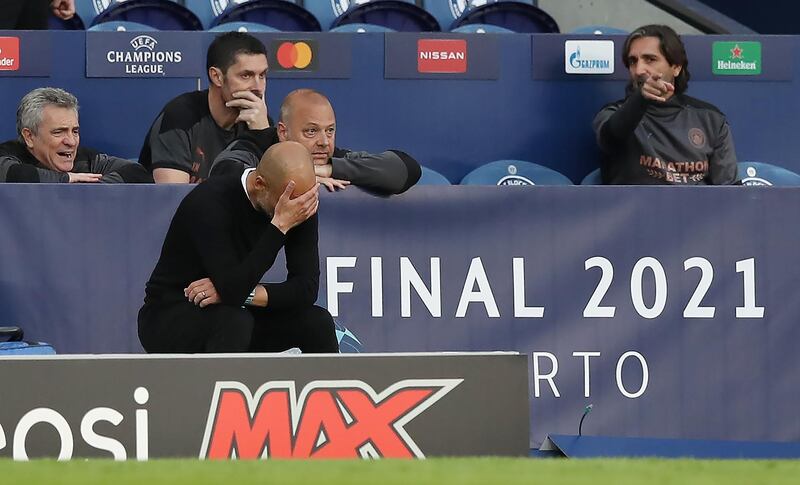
633, 61, 648, 78
63, 133, 78, 146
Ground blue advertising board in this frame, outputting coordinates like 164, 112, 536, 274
0, 184, 797, 446
86, 31, 204, 78
384, 33, 500, 79
0, 31, 51, 77
533, 34, 792, 81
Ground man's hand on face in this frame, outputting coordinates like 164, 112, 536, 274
640, 73, 674, 103
68, 173, 103, 183
226, 90, 270, 130
270, 181, 319, 234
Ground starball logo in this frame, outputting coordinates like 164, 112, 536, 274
200, 379, 462, 459
0, 37, 20, 71
417, 39, 467, 73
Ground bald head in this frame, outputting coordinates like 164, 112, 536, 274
278, 89, 337, 164
257, 141, 316, 197
280, 89, 331, 123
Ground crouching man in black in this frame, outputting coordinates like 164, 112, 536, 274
138, 138, 338, 353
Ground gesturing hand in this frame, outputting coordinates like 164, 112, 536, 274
51, 0, 75, 20
271, 181, 319, 234
640, 73, 674, 103
185, 278, 220, 308
226, 91, 270, 130
68, 173, 103, 183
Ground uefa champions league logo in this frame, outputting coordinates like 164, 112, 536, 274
448, 0, 492, 19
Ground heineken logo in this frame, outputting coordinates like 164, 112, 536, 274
712, 41, 761, 75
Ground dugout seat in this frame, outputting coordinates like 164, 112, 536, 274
460, 160, 573, 185
331, 0, 441, 32
91, 0, 204, 30
571, 25, 628, 35
581, 168, 602, 185
89, 21, 159, 31
450, 0, 559, 33
210, 0, 321, 31
738, 161, 800, 186
418, 166, 452, 185
208, 21, 280, 32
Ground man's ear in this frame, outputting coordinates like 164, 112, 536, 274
209, 66, 224, 88
21, 128, 35, 149
672, 64, 682, 79
277, 122, 288, 141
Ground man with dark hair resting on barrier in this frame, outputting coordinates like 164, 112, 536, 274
138, 138, 338, 353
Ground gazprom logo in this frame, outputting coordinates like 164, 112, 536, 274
130, 35, 157, 51
564, 40, 614, 74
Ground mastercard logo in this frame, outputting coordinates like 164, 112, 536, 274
276, 41, 314, 69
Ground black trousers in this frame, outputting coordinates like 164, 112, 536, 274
0, 0, 50, 30
138, 301, 339, 354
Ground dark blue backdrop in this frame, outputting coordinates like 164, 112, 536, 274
0, 31, 798, 183
0, 184, 797, 446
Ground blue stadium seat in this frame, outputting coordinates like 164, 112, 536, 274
76, 0, 109, 27
208, 21, 280, 32
581, 168, 602, 185
184, 0, 223, 29
211, 0, 321, 31
738, 161, 800, 186
424, 0, 534, 31
450, 23, 514, 33
88, 20, 159, 31
450, 0, 559, 33
331, 0, 441, 32
91, 0, 204, 30
329, 22, 396, 32
460, 160, 573, 185
418, 166, 452, 185
571, 25, 628, 35
48, 13, 85, 30
305, 0, 415, 31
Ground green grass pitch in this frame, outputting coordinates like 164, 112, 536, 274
1, 458, 798, 484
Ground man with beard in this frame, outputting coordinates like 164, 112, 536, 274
593, 24, 738, 185
139, 32, 275, 183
